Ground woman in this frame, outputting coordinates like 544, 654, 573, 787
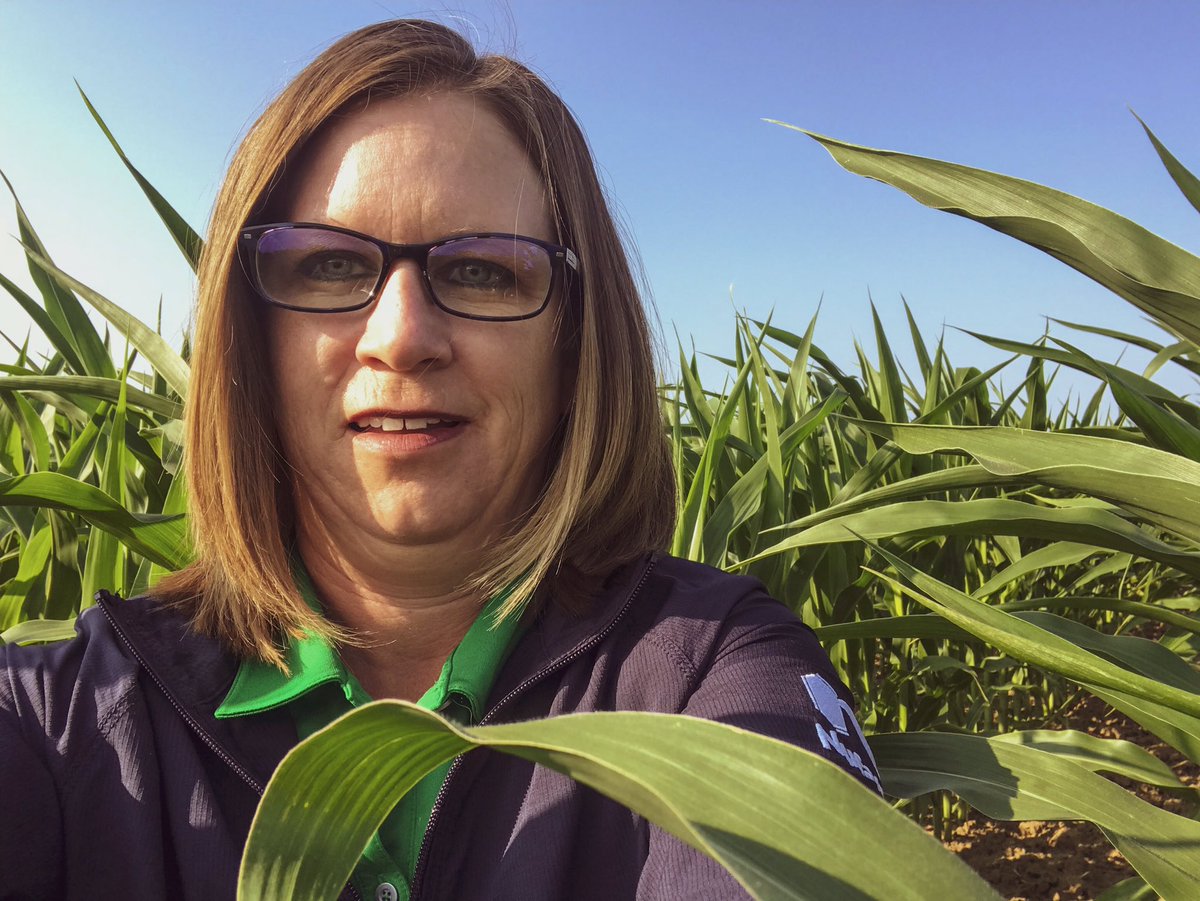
1, 19, 879, 901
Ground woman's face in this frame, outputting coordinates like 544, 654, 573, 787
265, 93, 567, 566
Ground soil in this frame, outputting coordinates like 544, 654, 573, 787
939, 696, 1200, 900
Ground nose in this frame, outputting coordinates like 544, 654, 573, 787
354, 261, 453, 372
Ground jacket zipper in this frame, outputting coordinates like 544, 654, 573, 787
95, 593, 265, 795
408, 556, 657, 900
94, 593, 365, 901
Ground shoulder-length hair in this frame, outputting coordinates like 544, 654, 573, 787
155, 19, 676, 667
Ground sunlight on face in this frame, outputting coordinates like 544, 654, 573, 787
266, 93, 567, 568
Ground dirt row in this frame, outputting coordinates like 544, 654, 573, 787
940, 697, 1197, 900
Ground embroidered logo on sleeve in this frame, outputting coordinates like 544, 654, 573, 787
801, 673, 883, 794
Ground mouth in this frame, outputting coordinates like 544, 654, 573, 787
347, 412, 466, 434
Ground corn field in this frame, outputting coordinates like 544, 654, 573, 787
5, 94, 1200, 900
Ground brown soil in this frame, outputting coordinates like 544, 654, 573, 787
940, 696, 1200, 900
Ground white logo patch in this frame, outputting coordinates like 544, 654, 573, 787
801, 673, 883, 793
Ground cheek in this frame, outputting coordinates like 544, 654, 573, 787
265, 313, 349, 458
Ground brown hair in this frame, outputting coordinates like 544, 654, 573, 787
155, 19, 676, 667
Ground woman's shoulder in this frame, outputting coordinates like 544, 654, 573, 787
2, 601, 138, 780
1, 593, 224, 746
628, 553, 808, 638
606, 553, 819, 685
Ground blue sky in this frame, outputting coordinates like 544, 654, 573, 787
3, 1, 1199, 398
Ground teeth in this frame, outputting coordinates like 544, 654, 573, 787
404, 418, 442, 430
355, 416, 450, 432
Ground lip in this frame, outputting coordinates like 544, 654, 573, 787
345, 407, 470, 451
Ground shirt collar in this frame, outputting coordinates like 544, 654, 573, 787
215, 563, 524, 721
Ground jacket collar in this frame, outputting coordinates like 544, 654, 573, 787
94, 590, 294, 791
95, 590, 239, 713
91, 552, 657, 779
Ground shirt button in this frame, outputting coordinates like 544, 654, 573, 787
376, 884, 399, 901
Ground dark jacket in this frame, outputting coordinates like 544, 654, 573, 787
1, 553, 879, 901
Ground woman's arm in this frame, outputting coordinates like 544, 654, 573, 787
2, 650, 66, 900
636, 589, 880, 900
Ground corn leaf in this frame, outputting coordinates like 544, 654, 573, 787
0, 375, 183, 420
0, 525, 52, 631
862, 541, 1200, 717
0, 171, 114, 379
780, 124, 1200, 347
0, 472, 188, 569
241, 704, 997, 901
990, 730, 1182, 790
19, 247, 190, 398
0, 615, 77, 645
872, 731, 1200, 899
81, 372, 128, 603
747, 498, 1200, 577
1133, 113, 1200, 217
849, 421, 1200, 545
77, 85, 204, 270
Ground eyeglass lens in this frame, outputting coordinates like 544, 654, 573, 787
254, 227, 555, 317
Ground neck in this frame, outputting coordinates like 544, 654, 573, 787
296, 534, 486, 702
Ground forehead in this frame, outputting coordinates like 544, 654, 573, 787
280, 92, 553, 243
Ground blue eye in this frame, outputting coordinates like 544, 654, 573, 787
439, 259, 517, 291
300, 252, 376, 283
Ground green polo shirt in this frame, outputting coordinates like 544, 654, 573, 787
215, 567, 525, 901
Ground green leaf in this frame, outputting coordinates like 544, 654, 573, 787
702, 390, 845, 564
1020, 611, 1200, 694
675, 349, 755, 560
1050, 336, 1200, 462
0, 170, 114, 379
998, 597, 1200, 636
0, 270, 87, 375
19, 247, 190, 398
778, 464, 1024, 536
0, 615, 77, 645
0, 471, 188, 570
974, 541, 1101, 598
745, 498, 1200, 578
1087, 684, 1200, 765
77, 84, 204, 271
241, 705, 997, 901
872, 731, 1200, 899
849, 421, 1200, 545
1096, 875, 1158, 901
0, 525, 52, 631
148, 468, 189, 585
0, 375, 183, 420
1, 391, 51, 472
816, 613, 967, 644
870, 302, 907, 424
81, 372, 128, 603
861, 541, 1200, 718
1133, 112, 1200, 218
990, 729, 1182, 790
779, 124, 1200, 347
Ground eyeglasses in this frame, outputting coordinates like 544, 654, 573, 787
238, 223, 579, 321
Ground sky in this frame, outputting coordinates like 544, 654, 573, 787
2, 1, 1199, 401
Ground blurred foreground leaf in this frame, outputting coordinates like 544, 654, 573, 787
241, 704, 997, 901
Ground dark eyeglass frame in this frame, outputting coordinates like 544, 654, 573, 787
237, 222, 581, 322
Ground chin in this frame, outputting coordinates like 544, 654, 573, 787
366, 504, 486, 548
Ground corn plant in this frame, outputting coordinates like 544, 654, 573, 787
0, 92, 193, 645
5, 92, 1200, 900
